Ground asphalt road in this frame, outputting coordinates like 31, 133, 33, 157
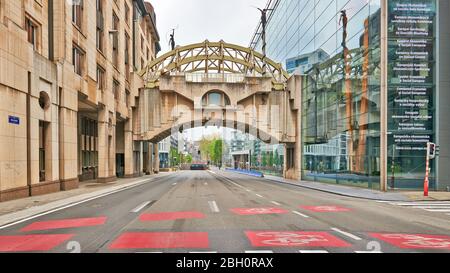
0, 170, 449, 253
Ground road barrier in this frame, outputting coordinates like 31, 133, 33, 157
225, 168, 264, 178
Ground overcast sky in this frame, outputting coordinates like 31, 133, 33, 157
148, 0, 267, 141
149, 0, 267, 54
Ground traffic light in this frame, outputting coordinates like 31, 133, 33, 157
428, 142, 436, 159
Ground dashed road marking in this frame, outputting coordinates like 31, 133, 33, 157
271, 201, 281, 206
424, 209, 450, 212
172, 183, 177, 186
292, 210, 310, 218
190, 251, 218, 253
131, 201, 153, 213
299, 250, 329, 253
331, 228, 362, 241
245, 250, 274, 253
354, 250, 383, 253
208, 201, 220, 213
255, 194, 263, 198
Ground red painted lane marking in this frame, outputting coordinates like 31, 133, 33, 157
230, 207, 289, 215
20, 217, 107, 232
0, 234, 74, 252
300, 206, 351, 212
109, 232, 209, 249
139, 211, 205, 222
369, 233, 450, 249
245, 231, 351, 248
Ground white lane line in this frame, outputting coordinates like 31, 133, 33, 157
271, 201, 281, 206
172, 183, 177, 186
208, 201, 220, 213
299, 250, 329, 253
208, 170, 217, 174
245, 250, 274, 253
292, 210, 310, 218
425, 209, 450, 212
246, 189, 251, 192
230, 181, 246, 190
0, 178, 157, 230
390, 202, 450, 206
204, 182, 208, 186
255, 194, 264, 198
354, 251, 383, 253
410, 206, 450, 209
331, 228, 362, 241
190, 251, 218, 253
136, 252, 163, 254
130, 201, 153, 213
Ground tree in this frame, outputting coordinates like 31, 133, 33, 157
170, 147, 180, 167
269, 152, 274, 167
274, 150, 280, 167
262, 152, 268, 167
185, 154, 193, 164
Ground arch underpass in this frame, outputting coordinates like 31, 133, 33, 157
136, 41, 303, 179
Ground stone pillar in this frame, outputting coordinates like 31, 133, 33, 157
145, 142, 153, 175
98, 108, 115, 183
124, 118, 134, 177
153, 142, 159, 174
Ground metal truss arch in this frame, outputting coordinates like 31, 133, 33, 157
139, 40, 289, 90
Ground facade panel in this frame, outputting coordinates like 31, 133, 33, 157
251, 0, 444, 190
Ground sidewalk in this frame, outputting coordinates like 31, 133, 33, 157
0, 173, 172, 227
263, 175, 450, 202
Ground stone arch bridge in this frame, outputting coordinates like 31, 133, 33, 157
137, 41, 302, 179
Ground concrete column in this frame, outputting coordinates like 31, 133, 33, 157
59, 108, 79, 190
97, 108, 115, 183
145, 142, 153, 175
153, 142, 159, 174
124, 119, 134, 177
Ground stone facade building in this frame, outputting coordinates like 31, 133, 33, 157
0, 0, 160, 201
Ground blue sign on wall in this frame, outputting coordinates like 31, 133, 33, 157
8, 116, 20, 125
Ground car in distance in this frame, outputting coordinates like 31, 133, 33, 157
190, 163, 208, 170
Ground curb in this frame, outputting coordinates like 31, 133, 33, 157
0, 173, 172, 229
261, 177, 410, 202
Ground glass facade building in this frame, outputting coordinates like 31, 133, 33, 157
250, 0, 448, 191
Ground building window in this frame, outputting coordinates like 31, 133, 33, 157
96, 0, 104, 52
202, 91, 231, 107
39, 121, 48, 182
25, 16, 39, 51
80, 117, 98, 178
72, 44, 84, 76
126, 90, 130, 107
112, 12, 119, 68
96, 66, 105, 90
125, 33, 130, 80
72, 0, 83, 29
113, 79, 120, 100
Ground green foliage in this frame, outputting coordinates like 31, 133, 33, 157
170, 147, 180, 166
185, 154, 193, 164
199, 137, 225, 166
